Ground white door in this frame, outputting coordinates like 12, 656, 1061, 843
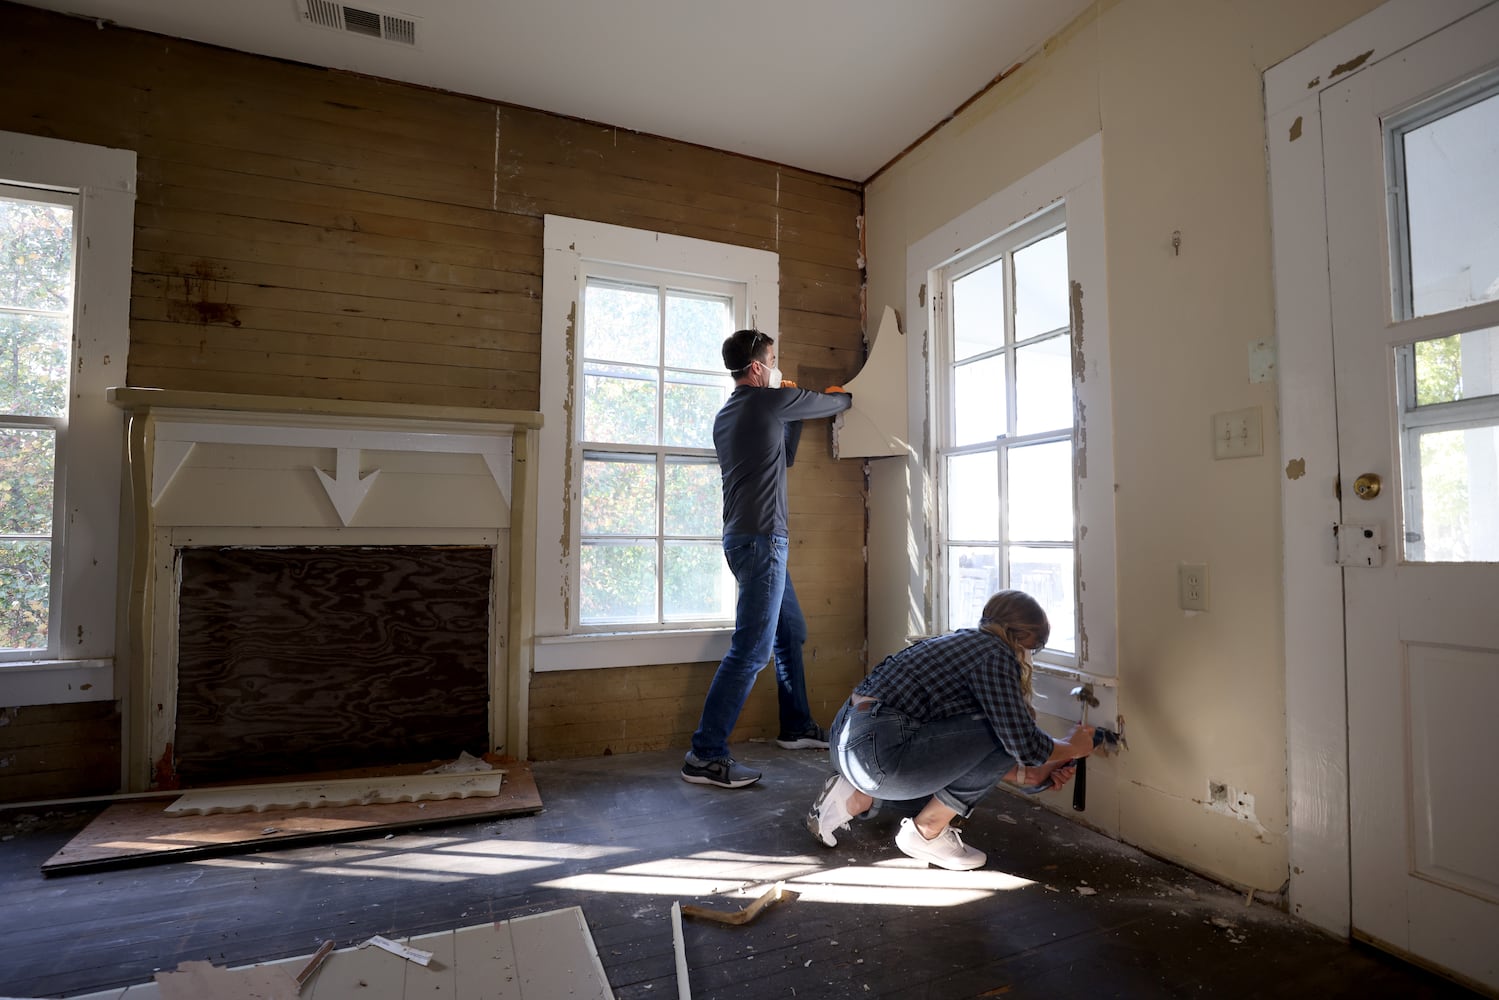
1322, 2, 1499, 988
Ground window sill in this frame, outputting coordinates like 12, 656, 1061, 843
534, 628, 732, 672
0, 658, 114, 707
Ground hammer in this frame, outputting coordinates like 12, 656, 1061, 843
1069, 683, 1099, 812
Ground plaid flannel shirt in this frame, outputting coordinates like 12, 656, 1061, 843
853, 628, 1055, 766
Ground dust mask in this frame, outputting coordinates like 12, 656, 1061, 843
766, 365, 783, 389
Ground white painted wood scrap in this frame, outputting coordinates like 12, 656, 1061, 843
505, 907, 614, 1000
831, 305, 911, 459
671, 901, 691, 1000
453, 922, 518, 1000
363, 936, 434, 966
163, 771, 506, 816
67, 908, 612, 1000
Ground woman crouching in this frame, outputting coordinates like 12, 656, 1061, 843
806, 589, 1096, 870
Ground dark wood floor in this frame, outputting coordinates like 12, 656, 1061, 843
0, 745, 1481, 999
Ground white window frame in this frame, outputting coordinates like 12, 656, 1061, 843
535, 216, 778, 671
0, 130, 135, 704
905, 133, 1118, 716
932, 206, 1078, 666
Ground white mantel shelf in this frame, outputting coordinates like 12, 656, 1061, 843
107, 387, 544, 429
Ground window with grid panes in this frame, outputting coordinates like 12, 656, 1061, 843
0, 184, 75, 658
936, 207, 1077, 661
576, 270, 738, 627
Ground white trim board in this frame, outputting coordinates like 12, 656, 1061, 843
903, 133, 1118, 680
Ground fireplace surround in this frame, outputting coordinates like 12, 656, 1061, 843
109, 388, 541, 791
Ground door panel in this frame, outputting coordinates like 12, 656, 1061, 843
1322, 0, 1499, 988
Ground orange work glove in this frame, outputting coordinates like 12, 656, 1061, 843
780, 379, 798, 388
824, 385, 848, 394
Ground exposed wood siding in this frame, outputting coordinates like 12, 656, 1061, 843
0, 703, 120, 804
0, 2, 867, 765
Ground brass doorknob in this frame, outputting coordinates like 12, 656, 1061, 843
1353, 473, 1382, 500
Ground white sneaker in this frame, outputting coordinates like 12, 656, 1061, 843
894, 817, 987, 870
805, 773, 858, 847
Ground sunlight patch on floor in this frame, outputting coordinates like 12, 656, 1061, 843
534, 854, 1035, 907
538, 871, 760, 896
300, 865, 465, 883
344, 851, 560, 876
437, 838, 635, 860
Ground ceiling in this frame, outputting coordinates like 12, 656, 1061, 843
16, 0, 1091, 181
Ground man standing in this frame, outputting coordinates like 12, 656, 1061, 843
682, 329, 853, 788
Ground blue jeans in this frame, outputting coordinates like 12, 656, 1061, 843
829, 698, 1016, 817
690, 534, 815, 760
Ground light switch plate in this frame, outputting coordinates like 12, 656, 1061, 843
1212, 406, 1263, 459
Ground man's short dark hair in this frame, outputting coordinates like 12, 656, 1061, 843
723, 329, 774, 376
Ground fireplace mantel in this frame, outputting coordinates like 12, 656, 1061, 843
109, 388, 543, 790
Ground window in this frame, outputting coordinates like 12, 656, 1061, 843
577, 272, 736, 625
935, 210, 1077, 662
907, 134, 1115, 690
0, 130, 135, 702
1, 184, 75, 657
1386, 79, 1499, 562
535, 216, 778, 670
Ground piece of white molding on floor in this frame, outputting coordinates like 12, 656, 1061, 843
671, 901, 692, 1000
163, 771, 506, 816
65, 908, 613, 1000
832, 305, 911, 459
154, 960, 297, 1000
453, 921, 519, 999
362, 935, 434, 966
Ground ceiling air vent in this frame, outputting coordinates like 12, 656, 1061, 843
296, 0, 420, 48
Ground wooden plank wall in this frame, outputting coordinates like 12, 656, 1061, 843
0, 1, 867, 777
0, 703, 120, 803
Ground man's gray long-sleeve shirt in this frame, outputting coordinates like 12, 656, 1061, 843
713, 385, 852, 538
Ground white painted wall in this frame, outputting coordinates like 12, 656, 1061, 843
863, 0, 1383, 891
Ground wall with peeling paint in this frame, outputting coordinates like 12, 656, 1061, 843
862, 0, 1382, 892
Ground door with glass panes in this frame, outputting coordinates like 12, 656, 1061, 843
1322, 2, 1499, 987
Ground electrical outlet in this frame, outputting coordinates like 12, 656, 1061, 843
1179, 563, 1207, 611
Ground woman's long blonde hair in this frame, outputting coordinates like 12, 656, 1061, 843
977, 590, 1050, 699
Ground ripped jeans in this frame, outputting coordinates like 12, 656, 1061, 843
829, 698, 1016, 817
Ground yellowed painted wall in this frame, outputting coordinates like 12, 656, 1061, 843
863, 0, 1383, 891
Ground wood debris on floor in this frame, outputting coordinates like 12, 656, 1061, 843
164, 770, 506, 816
40, 758, 540, 876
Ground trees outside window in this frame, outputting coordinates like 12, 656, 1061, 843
577, 275, 736, 626
0, 186, 75, 653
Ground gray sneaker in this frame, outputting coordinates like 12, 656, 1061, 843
681, 752, 762, 788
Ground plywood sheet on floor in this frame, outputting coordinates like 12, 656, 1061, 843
41, 760, 540, 876
68, 908, 613, 1000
